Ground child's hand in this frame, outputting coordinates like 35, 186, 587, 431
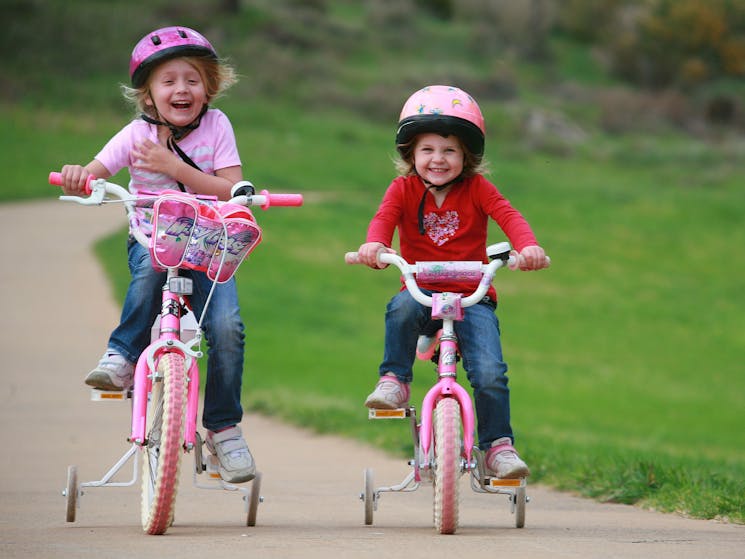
59, 165, 91, 196
358, 242, 395, 269
132, 139, 179, 176
516, 245, 549, 270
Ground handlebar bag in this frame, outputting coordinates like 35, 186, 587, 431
207, 204, 262, 283
150, 194, 200, 269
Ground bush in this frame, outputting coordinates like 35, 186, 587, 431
605, 0, 745, 89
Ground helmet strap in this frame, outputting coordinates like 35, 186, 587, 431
140, 104, 209, 192
416, 174, 463, 235
140, 103, 209, 140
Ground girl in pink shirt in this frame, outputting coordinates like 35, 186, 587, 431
357, 85, 549, 479
57, 27, 254, 484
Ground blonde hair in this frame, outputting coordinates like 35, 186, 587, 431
121, 56, 237, 117
394, 134, 488, 177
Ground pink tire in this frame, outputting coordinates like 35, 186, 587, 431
433, 397, 460, 534
140, 352, 187, 534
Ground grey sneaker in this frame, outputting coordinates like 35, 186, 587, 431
84, 350, 134, 391
206, 425, 256, 483
364, 373, 410, 409
485, 437, 530, 479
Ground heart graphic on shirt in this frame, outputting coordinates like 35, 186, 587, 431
424, 210, 460, 246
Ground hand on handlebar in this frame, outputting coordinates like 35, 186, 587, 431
511, 245, 550, 271
57, 165, 95, 196
357, 242, 397, 269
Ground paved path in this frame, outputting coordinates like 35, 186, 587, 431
0, 199, 742, 558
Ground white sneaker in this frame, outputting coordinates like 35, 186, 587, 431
206, 425, 256, 483
485, 437, 530, 479
364, 373, 410, 409
84, 350, 134, 391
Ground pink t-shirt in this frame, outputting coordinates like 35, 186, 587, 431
95, 108, 241, 195
95, 108, 241, 235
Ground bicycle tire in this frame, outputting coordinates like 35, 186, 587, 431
246, 471, 262, 527
363, 468, 374, 526
514, 485, 527, 528
140, 352, 187, 535
433, 397, 460, 534
65, 465, 78, 522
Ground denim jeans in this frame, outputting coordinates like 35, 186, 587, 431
107, 240, 245, 432
379, 289, 513, 450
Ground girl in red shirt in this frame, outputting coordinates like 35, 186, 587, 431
356, 85, 548, 478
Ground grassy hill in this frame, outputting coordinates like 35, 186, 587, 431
4, 0, 744, 522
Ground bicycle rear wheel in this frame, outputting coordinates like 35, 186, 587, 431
141, 352, 187, 535
433, 397, 460, 534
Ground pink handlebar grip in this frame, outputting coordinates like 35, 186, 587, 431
48, 171, 95, 194
259, 189, 303, 210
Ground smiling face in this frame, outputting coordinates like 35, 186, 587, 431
145, 58, 208, 127
412, 133, 465, 187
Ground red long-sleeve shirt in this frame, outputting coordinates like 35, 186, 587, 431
366, 174, 538, 301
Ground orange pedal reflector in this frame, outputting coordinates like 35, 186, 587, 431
489, 478, 522, 487
90, 389, 128, 401
368, 408, 407, 419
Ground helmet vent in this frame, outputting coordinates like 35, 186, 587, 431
151, 34, 161, 46
178, 29, 187, 38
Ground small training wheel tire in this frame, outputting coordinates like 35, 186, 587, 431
194, 431, 205, 475
363, 468, 374, 525
65, 465, 78, 522
246, 472, 262, 527
514, 485, 527, 528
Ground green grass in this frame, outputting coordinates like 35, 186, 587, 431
84, 133, 745, 523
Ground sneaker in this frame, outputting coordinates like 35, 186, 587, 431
485, 437, 530, 479
364, 373, 410, 409
205, 425, 256, 483
84, 350, 134, 391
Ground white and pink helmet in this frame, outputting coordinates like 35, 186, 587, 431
396, 85, 486, 157
129, 26, 218, 87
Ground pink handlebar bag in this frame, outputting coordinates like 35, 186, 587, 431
150, 194, 262, 282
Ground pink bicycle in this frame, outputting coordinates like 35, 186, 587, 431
50, 172, 302, 534
346, 243, 543, 533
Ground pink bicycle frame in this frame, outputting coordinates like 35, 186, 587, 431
418, 361, 476, 465
130, 269, 200, 448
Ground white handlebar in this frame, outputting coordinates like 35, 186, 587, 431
54, 177, 303, 248
345, 249, 514, 309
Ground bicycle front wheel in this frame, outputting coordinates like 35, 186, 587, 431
433, 397, 461, 534
141, 352, 187, 535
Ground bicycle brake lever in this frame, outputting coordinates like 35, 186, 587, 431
59, 183, 107, 205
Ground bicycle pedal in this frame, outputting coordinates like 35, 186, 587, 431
205, 455, 222, 479
487, 478, 524, 488
89, 389, 131, 401
368, 408, 408, 419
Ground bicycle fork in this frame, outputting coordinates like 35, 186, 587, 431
418, 329, 476, 471
130, 269, 202, 448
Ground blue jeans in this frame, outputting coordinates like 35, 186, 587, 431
108, 240, 245, 432
379, 290, 513, 450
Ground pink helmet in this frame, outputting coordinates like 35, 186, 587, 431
129, 26, 217, 87
396, 85, 486, 156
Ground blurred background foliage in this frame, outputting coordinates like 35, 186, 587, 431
4, 0, 745, 135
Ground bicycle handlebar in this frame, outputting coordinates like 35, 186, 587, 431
48, 172, 304, 210
345, 245, 515, 309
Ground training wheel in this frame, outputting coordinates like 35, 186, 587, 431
363, 468, 374, 525
513, 485, 527, 528
194, 431, 205, 475
64, 465, 78, 522
246, 472, 262, 526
